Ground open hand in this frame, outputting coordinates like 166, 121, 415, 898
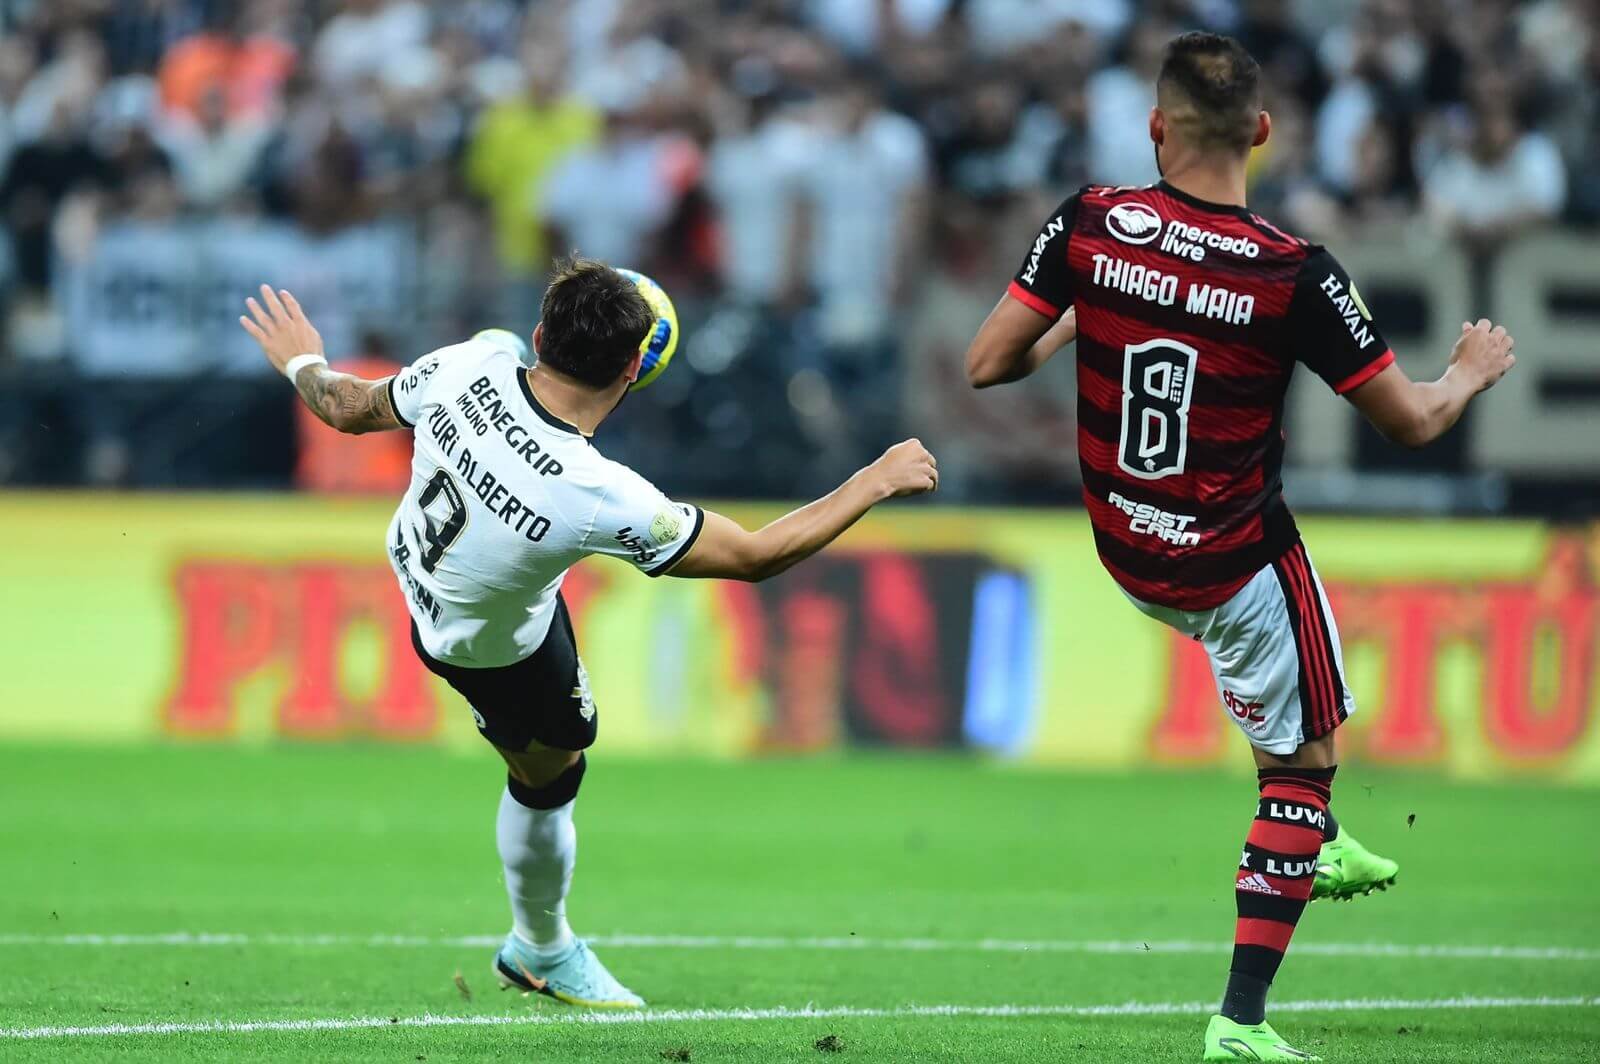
239, 284, 324, 376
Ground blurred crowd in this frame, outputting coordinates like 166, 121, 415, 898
0, 0, 1595, 495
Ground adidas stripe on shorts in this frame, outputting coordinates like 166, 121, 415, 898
1124, 540, 1354, 755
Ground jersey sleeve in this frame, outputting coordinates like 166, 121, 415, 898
386, 349, 449, 427
582, 464, 705, 577
1286, 248, 1396, 394
1006, 192, 1081, 321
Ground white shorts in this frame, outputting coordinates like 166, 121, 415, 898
1125, 541, 1355, 755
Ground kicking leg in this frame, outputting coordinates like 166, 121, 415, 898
1291, 549, 1399, 903
1312, 805, 1399, 902
492, 744, 643, 1008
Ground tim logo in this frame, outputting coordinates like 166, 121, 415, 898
1106, 202, 1162, 246
1224, 689, 1265, 724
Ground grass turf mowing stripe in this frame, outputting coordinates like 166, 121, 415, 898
3, 997, 1595, 1041
2, 932, 1596, 961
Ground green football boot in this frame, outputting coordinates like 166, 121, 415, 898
1312, 826, 1399, 901
1203, 1015, 1320, 1061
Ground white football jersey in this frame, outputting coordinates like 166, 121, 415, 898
384, 334, 702, 668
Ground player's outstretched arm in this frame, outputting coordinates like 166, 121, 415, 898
965, 298, 1077, 389
238, 284, 405, 435
665, 440, 938, 582
1346, 319, 1516, 449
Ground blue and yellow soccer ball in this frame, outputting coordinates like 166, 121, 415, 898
478, 268, 677, 387
615, 268, 678, 391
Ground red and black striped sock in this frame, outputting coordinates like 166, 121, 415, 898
1219, 766, 1335, 1024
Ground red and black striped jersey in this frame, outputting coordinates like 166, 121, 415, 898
1008, 181, 1394, 610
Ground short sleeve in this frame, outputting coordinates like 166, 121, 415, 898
387, 349, 448, 427
1007, 192, 1080, 321
583, 464, 705, 577
1286, 248, 1395, 394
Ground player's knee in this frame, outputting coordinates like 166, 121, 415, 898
1291, 732, 1338, 769
1253, 732, 1338, 771
504, 749, 586, 809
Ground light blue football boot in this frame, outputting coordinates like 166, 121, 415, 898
493, 932, 645, 1009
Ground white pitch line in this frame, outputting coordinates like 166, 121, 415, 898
0, 932, 1596, 962
2, 996, 1595, 1041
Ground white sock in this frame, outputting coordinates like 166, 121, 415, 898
496, 787, 576, 959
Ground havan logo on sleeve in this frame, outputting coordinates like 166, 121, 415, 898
1020, 215, 1066, 284
1319, 273, 1378, 349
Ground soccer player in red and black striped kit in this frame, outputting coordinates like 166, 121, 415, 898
965, 32, 1517, 1062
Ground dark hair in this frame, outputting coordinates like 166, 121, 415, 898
537, 258, 654, 388
1156, 32, 1263, 153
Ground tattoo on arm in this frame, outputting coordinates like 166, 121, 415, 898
294, 367, 402, 434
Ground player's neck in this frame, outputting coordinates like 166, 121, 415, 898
525, 365, 621, 437
1158, 158, 1249, 209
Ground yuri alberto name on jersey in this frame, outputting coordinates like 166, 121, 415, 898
420, 376, 568, 543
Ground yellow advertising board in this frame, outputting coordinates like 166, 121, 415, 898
2, 493, 1595, 781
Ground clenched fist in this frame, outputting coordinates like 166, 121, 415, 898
869, 438, 939, 498
1450, 318, 1516, 393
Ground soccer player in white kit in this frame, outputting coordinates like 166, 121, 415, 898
240, 260, 939, 1007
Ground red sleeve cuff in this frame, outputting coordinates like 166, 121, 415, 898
1332, 348, 1395, 394
1006, 280, 1062, 321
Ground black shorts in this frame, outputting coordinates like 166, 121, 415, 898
411, 595, 597, 752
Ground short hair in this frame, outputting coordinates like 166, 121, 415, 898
537, 258, 654, 389
1156, 32, 1263, 154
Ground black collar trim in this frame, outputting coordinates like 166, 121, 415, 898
518, 371, 588, 438
1156, 180, 1253, 218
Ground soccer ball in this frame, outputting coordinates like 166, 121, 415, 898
475, 269, 678, 389
616, 268, 678, 391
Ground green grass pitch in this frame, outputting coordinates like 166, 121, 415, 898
2, 746, 1596, 1062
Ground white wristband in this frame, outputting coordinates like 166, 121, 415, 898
284, 353, 328, 381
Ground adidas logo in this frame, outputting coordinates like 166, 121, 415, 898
1236, 872, 1281, 896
